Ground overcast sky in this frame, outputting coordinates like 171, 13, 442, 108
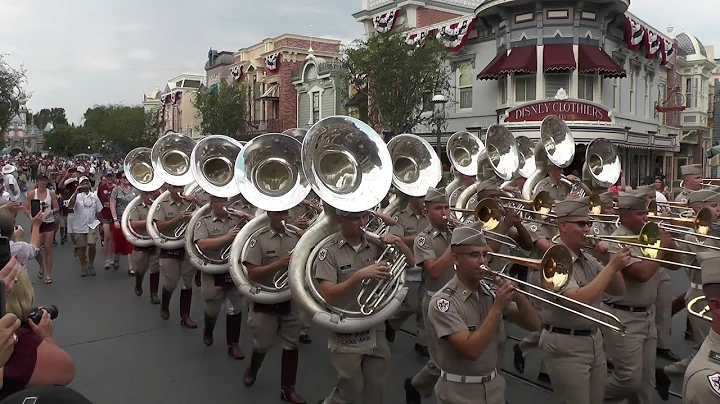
0, 0, 714, 124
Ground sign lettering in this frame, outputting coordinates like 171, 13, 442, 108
504, 99, 612, 123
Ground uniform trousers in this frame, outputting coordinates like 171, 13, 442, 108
387, 280, 425, 345
540, 329, 606, 404
435, 373, 505, 404
604, 307, 657, 404
130, 250, 159, 276
323, 330, 391, 404
160, 257, 195, 291
247, 301, 301, 352
655, 271, 672, 349
410, 293, 441, 397
200, 272, 243, 317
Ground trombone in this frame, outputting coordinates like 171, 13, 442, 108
585, 222, 700, 270
687, 295, 712, 322
486, 245, 626, 335
356, 227, 408, 315
271, 220, 304, 289
446, 203, 521, 250
680, 179, 720, 188
458, 197, 557, 227
646, 208, 720, 251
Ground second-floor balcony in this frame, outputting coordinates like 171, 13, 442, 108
242, 119, 285, 139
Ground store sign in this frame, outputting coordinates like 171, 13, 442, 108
503, 99, 613, 123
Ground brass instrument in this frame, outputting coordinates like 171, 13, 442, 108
523, 115, 576, 199
585, 138, 622, 188
190, 135, 244, 198
121, 147, 163, 247
147, 183, 202, 249
445, 131, 483, 201
288, 116, 406, 333
446, 202, 521, 249
357, 227, 408, 315
486, 245, 626, 335
646, 208, 720, 250
270, 220, 303, 290
687, 295, 712, 322
387, 134, 442, 197
457, 194, 557, 227
679, 178, 720, 188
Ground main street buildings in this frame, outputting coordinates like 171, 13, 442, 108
354, 0, 717, 187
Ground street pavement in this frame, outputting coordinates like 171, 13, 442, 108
20, 210, 689, 404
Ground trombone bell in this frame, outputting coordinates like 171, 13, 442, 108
687, 295, 712, 322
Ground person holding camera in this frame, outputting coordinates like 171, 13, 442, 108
66, 177, 103, 278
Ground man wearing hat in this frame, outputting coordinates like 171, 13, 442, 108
448, 173, 475, 208
676, 164, 704, 203
386, 193, 430, 353
66, 176, 102, 279
405, 187, 455, 403
127, 190, 161, 304
604, 192, 683, 404
242, 205, 307, 403
682, 251, 720, 403
539, 198, 629, 403
657, 188, 720, 399
533, 161, 590, 202
427, 225, 540, 404
1, 164, 20, 203
314, 207, 413, 404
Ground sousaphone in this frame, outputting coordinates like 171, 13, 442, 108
121, 147, 163, 247
522, 115, 576, 199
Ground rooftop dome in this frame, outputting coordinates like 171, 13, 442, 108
676, 33, 708, 58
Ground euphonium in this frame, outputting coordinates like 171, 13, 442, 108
229, 133, 311, 304
121, 147, 163, 247
288, 116, 405, 333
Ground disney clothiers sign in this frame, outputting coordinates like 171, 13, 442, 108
503, 98, 613, 123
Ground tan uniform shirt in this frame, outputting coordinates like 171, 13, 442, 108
534, 177, 571, 202
604, 224, 658, 307
543, 241, 605, 329
128, 202, 151, 237
192, 214, 241, 261
449, 185, 465, 208
414, 225, 452, 293
682, 329, 720, 403
389, 209, 428, 282
428, 275, 515, 376
153, 198, 193, 252
523, 222, 558, 286
675, 189, 690, 203
680, 233, 720, 287
244, 226, 299, 290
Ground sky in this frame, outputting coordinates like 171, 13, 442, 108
0, 0, 715, 125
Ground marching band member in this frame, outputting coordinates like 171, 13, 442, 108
603, 191, 682, 404
242, 208, 306, 403
386, 194, 429, 354
449, 174, 475, 207
540, 198, 629, 403
405, 187, 454, 403
657, 189, 720, 400
427, 225, 540, 404
676, 164, 703, 202
314, 208, 414, 404
534, 161, 588, 201
193, 195, 246, 360
682, 251, 720, 403
152, 183, 197, 328
474, 179, 533, 252
588, 192, 616, 242
129, 190, 161, 304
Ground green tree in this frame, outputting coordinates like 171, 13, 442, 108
0, 55, 27, 145
44, 125, 91, 156
193, 80, 250, 138
82, 104, 150, 152
342, 32, 453, 135
31, 107, 68, 128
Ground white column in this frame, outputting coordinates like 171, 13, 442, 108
536, 45, 544, 99
570, 44, 579, 98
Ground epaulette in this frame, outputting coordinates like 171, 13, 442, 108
441, 287, 455, 296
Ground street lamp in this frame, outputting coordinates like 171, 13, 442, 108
431, 94, 449, 158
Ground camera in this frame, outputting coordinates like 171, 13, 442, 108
28, 305, 58, 325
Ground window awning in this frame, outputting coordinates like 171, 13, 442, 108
543, 44, 576, 71
498, 46, 537, 75
578, 45, 626, 78
476, 52, 507, 80
260, 84, 279, 99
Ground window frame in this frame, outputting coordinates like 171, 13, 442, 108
577, 74, 595, 101
456, 62, 474, 112
312, 92, 320, 123
544, 72, 571, 99
514, 74, 537, 103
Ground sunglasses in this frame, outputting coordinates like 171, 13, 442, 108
568, 221, 592, 228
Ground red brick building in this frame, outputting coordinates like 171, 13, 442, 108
205, 34, 342, 140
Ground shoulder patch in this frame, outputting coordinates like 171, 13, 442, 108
248, 238, 256, 249
417, 236, 426, 247
318, 249, 327, 261
392, 215, 399, 222
593, 226, 600, 235
442, 287, 454, 295
530, 224, 538, 232
681, 197, 688, 203
195, 222, 202, 229
436, 298, 450, 312
707, 373, 720, 396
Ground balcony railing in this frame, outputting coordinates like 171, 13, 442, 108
318, 62, 345, 75
243, 119, 284, 138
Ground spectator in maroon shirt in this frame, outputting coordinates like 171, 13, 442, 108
96, 172, 116, 269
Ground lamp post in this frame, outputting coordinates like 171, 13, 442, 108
431, 94, 449, 158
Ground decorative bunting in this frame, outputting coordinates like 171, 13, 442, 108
660, 39, 675, 66
264, 52, 281, 72
230, 65, 244, 80
436, 18, 475, 52
372, 10, 397, 34
624, 16, 644, 51
405, 30, 428, 46
644, 30, 661, 60
353, 73, 368, 91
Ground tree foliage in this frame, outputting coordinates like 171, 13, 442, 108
0, 55, 27, 140
82, 104, 151, 152
31, 108, 68, 128
43, 125, 91, 156
193, 80, 250, 138
342, 33, 453, 135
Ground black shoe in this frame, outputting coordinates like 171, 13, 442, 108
299, 334, 312, 344
404, 378, 421, 404
385, 320, 396, 343
513, 344, 525, 373
414, 344, 429, 357
657, 348, 681, 362
655, 367, 671, 401
538, 372, 551, 384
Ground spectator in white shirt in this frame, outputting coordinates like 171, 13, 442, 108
66, 177, 102, 277
1, 165, 20, 204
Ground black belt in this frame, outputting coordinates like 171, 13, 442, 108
543, 324, 593, 336
611, 303, 648, 312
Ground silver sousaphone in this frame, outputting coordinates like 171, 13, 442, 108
185, 135, 245, 273
228, 133, 311, 304
121, 147, 164, 247
445, 131, 483, 197
522, 115, 576, 199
